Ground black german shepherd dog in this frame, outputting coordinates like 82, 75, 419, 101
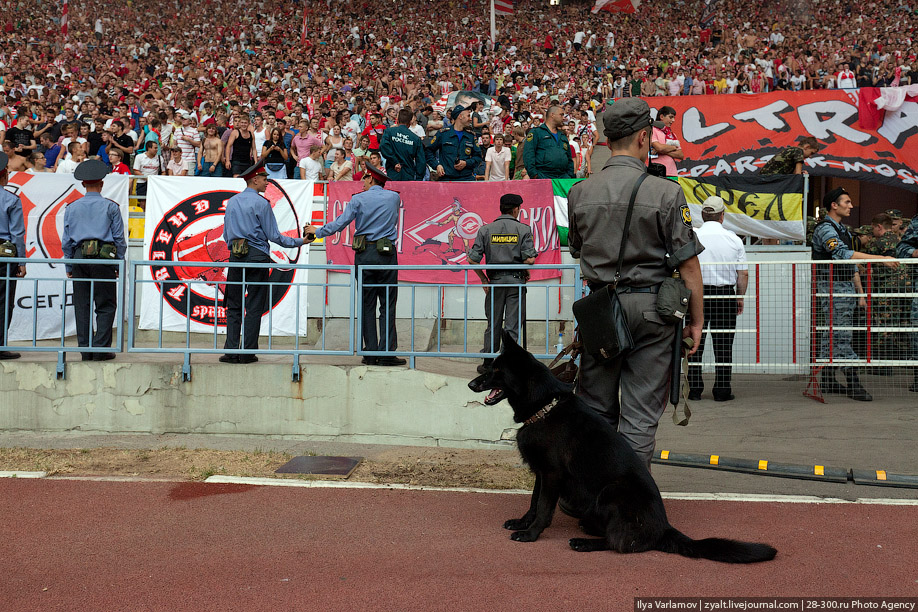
468, 332, 777, 564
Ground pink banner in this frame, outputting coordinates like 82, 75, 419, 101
325, 180, 562, 283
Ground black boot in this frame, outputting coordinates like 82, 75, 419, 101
844, 369, 873, 402
910, 369, 918, 393
477, 358, 494, 375
820, 367, 847, 395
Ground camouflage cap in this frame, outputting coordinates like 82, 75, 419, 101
852, 225, 872, 236
884, 209, 903, 219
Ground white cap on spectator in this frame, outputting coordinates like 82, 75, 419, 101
702, 196, 726, 214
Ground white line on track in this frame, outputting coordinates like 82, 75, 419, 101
0, 471, 46, 478
204, 475, 918, 506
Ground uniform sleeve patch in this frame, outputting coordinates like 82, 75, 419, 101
680, 204, 692, 227
464, 147, 472, 155
526, 133, 533, 142
490, 234, 519, 244
825, 237, 838, 251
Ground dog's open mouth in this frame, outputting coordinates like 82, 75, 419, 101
484, 388, 506, 405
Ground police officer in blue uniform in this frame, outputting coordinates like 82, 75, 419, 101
896, 214, 918, 392
424, 105, 482, 182
522, 105, 576, 180
62, 159, 127, 361
812, 187, 897, 400
306, 163, 406, 366
468, 193, 537, 374
221, 161, 308, 363
379, 108, 426, 181
0, 151, 26, 360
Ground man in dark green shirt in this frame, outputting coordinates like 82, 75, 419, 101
523, 105, 575, 180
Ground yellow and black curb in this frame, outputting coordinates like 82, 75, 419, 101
653, 450, 918, 489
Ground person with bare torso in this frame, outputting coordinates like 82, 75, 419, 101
198, 125, 224, 177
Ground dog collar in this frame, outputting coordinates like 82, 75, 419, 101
524, 397, 560, 425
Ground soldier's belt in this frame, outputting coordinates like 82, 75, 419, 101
589, 282, 661, 294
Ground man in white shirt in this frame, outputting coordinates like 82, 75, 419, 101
131, 141, 161, 196
484, 134, 511, 181
687, 196, 748, 402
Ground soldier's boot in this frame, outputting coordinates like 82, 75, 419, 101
477, 358, 494, 375
820, 367, 847, 395
844, 369, 873, 402
909, 368, 918, 393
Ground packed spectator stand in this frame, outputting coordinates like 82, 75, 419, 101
2, 0, 916, 180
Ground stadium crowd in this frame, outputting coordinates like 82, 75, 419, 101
1, 0, 917, 180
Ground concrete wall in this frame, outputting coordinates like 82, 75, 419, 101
0, 361, 518, 449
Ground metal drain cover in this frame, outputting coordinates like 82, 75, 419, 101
275, 456, 363, 477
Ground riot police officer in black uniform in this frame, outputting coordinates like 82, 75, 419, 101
468, 193, 537, 373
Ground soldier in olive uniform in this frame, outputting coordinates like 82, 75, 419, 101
811, 188, 898, 400
896, 214, 918, 392
424, 105, 482, 182
567, 98, 705, 472
468, 193, 537, 374
379, 108, 427, 181
522, 105, 576, 180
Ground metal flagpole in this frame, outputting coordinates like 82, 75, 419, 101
490, 0, 496, 46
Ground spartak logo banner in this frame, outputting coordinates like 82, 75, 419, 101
139, 176, 314, 335
4, 172, 129, 341
647, 89, 918, 192
325, 180, 562, 284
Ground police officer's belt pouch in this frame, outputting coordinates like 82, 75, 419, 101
656, 276, 691, 323
231, 238, 249, 257
376, 237, 394, 256
570, 172, 649, 364
0, 241, 16, 258
572, 286, 633, 363
352, 234, 367, 253
98, 243, 117, 259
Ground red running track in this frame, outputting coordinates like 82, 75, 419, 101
0, 480, 916, 611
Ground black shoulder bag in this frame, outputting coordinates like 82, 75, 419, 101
571, 172, 649, 364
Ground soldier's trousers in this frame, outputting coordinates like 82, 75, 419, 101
224, 249, 272, 351
356, 247, 398, 352
911, 297, 918, 361
817, 280, 858, 368
482, 277, 526, 354
71, 252, 118, 359
576, 291, 676, 470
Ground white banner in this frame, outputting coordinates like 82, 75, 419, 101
139, 176, 314, 335
4, 172, 129, 342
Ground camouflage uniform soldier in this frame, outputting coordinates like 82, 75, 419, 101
895, 215, 918, 393
862, 214, 901, 363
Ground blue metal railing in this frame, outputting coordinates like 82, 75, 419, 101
0, 257, 125, 378
127, 260, 356, 381
355, 264, 583, 368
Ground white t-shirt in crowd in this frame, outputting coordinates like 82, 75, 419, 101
298, 156, 324, 180
485, 146, 512, 181
56, 158, 80, 173
695, 221, 748, 286
133, 152, 161, 176
253, 127, 268, 153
